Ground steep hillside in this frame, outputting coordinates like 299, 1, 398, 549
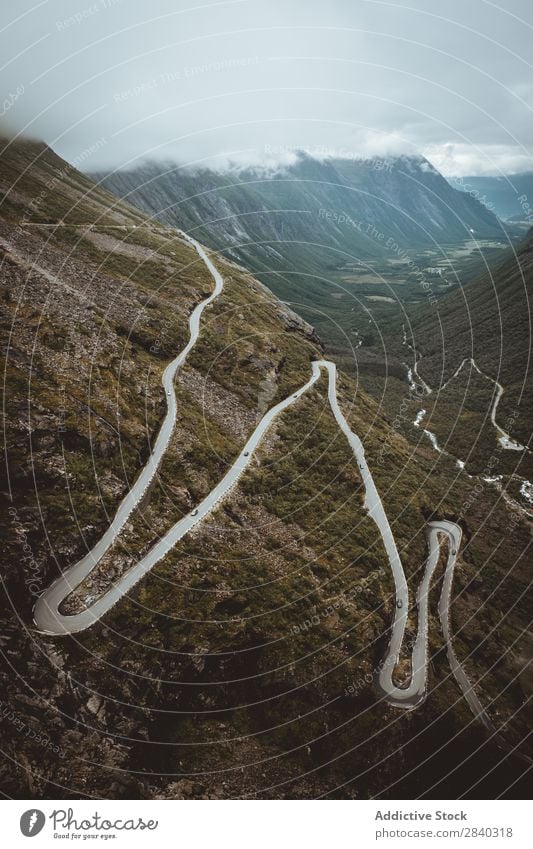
352, 233, 533, 514
1, 139, 531, 800
406, 233, 533, 452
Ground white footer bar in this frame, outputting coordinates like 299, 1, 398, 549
4, 799, 529, 848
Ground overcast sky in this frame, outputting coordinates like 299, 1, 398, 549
1, 0, 532, 175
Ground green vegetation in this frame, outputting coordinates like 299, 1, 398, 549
1, 138, 530, 800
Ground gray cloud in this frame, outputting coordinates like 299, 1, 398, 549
1, 0, 532, 175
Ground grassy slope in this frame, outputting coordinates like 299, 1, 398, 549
397, 234, 533, 491
0, 139, 530, 800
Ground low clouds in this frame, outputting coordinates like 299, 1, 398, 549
1, 0, 532, 175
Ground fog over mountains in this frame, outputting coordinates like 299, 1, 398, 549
93, 152, 505, 281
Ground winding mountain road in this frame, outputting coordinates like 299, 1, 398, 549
33, 234, 485, 723
404, 340, 527, 453
441, 357, 526, 451
33, 232, 223, 633
34, 364, 321, 634
377, 521, 482, 715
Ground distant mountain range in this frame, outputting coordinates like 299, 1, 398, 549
449, 173, 533, 223
92, 153, 505, 282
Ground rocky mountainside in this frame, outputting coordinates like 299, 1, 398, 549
1, 139, 531, 799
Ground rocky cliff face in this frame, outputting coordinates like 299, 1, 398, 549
1, 139, 530, 799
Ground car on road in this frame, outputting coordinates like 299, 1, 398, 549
191, 509, 198, 516
396, 599, 403, 609
244, 451, 249, 457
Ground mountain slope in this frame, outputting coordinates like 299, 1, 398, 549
93, 153, 504, 282
407, 232, 533, 449
1, 139, 531, 799
92, 153, 510, 371
449, 173, 533, 223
